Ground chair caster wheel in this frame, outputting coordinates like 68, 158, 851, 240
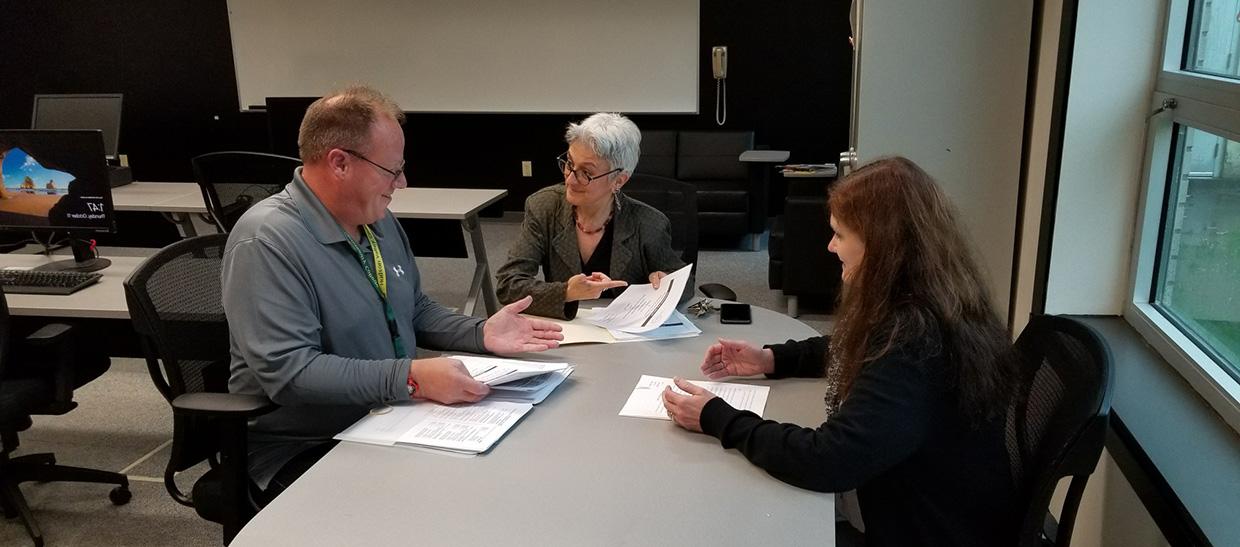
110, 486, 132, 505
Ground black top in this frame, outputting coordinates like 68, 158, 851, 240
700, 330, 1017, 547
579, 220, 622, 301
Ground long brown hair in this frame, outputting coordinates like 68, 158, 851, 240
828, 157, 1013, 423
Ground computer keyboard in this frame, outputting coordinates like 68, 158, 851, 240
0, 269, 103, 295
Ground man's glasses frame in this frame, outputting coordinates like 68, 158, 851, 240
557, 152, 621, 184
343, 149, 406, 181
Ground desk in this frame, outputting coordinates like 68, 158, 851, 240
111, 182, 508, 316
1, 254, 141, 319
231, 305, 836, 546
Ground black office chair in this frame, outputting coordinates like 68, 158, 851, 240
0, 291, 130, 547
192, 151, 301, 233
1007, 315, 1114, 547
124, 234, 276, 545
623, 173, 736, 302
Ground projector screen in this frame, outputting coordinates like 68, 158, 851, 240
226, 0, 700, 113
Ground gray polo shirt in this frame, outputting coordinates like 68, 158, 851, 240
222, 168, 486, 488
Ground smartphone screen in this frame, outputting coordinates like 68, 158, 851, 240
719, 303, 752, 324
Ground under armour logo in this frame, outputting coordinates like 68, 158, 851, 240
392, 265, 405, 277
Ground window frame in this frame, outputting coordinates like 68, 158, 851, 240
1126, 0, 1240, 433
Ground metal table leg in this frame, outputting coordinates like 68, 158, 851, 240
461, 214, 499, 317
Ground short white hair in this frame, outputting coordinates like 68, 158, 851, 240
564, 113, 641, 174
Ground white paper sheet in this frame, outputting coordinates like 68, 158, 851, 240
585, 263, 693, 333
453, 355, 570, 386
618, 374, 770, 420
334, 400, 533, 455
488, 366, 574, 404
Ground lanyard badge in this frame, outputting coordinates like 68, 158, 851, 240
341, 225, 406, 358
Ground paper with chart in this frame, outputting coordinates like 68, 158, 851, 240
585, 263, 693, 333
453, 355, 570, 388
334, 400, 533, 455
618, 374, 770, 420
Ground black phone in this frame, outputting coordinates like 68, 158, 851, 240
719, 303, 752, 324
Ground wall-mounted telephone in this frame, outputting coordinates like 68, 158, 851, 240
712, 46, 728, 125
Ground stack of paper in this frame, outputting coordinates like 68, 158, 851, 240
454, 355, 574, 405
540, 310, 702, 345
618, 375, 771, 420
335, 400, 533, 455
586, 263, 693, 333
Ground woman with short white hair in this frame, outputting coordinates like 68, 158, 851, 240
496, 113, 687, 319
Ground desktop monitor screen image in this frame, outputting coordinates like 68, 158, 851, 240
0, 129, 115, 233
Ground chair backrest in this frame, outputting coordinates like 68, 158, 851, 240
192, 151, 300, 233
676, 130, 754, 181
623, 173, 699, 265
1007, 315, 1114, 547
124, 234, 232, 496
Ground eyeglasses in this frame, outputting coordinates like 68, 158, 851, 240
558, 152, 621, 184
343, 149, 406, 181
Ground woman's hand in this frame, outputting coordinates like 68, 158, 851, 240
662, 377, 717, 433
565, 272, 628, 301
700, 338, 775, 379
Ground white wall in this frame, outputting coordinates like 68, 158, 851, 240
853, 0, 1032, 318
226, 0, 699, 113
1041, 0, 1162, 315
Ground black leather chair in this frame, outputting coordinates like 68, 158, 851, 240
192, 152, 301, 233
1008, 315, 1114, 547
124, 234, 277, 545
0, 291, 130, 547
767, 175, 841, 316
623, 173, 736, 301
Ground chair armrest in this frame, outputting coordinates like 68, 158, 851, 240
23, 323, 73, 346
172, 393, 278, 419
738, 149, 790, 163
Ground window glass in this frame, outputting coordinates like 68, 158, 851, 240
1185, 0, 1240, 79
1155, 125, 1240, 380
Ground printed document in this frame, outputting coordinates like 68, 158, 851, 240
585, 263, 693, 333
488, 366, 574, 405
618, 374, 770, 420
335, 400, 533, 455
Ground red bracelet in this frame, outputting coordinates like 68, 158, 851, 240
407, 369, 419, 398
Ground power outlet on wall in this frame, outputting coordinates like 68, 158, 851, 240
521, 160, 533, 177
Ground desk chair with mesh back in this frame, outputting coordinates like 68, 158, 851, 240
623, 174, 736, 301
1008, 315, 1114, 547
0, 291, 130, 547
192, 152, 301, 233
124, 234, 276, 545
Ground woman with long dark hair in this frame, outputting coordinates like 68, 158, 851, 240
663, 156, 1018, 546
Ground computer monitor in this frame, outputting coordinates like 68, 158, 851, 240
0, 129, 116, 272
31, 94, 123, 159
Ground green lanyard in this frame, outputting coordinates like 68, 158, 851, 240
341, 225, 407, 358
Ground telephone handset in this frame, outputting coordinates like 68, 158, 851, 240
712, 46, 727, 125
712, 46, 728, 79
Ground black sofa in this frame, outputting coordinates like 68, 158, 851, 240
635, 130, 770, 250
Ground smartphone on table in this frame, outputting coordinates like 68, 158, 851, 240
719, 303, 752, 324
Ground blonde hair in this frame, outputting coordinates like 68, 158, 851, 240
297, 85, 405, 163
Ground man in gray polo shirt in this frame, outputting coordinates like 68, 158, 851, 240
222, 86, 563, 498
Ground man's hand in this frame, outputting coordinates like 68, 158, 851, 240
565, 272, 627, 301
700, 338, 775, 379
483, 295, 564, 354
409, 357, 490, 404
648, 271, 668, 289
662, 377, 717, 433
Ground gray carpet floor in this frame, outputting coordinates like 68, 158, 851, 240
1, 214, 839, 547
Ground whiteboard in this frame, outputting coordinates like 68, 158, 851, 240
227, 0, 699, 113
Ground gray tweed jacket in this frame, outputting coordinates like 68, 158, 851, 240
495, 184, 690, 319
